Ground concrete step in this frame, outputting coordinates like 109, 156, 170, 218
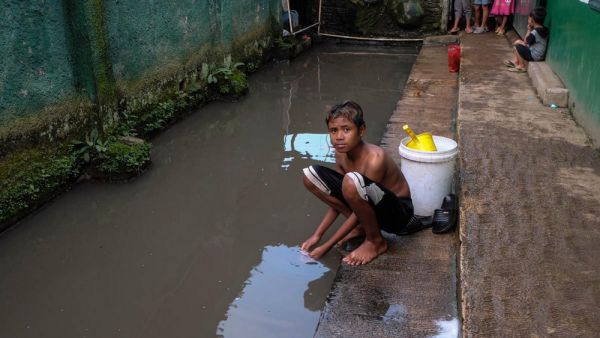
528, 61, 569, 107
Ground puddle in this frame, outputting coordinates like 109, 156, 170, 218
217, 245, 337, 338
282, 133, 335, 170
0, 44, 417, 338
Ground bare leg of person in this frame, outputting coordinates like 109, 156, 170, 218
340, 176, 388, 265
450, 16, 460, 33
482, 5, 489, 31
336, 225, 365, 247
497, 16, 507, 34
465, 14, 473, 33
473, 5, 481, 28
515, 51, 527, 70
301, 175, 352, 252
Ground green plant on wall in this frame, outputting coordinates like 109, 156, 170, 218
200, 55, 247, 95
71, 128, 110, 163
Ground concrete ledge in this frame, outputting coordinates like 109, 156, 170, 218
528, 61, 569, 107
424, 35, 459, 45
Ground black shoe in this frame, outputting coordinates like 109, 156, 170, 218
432, 194, 458, 234
397, 215, 432, 235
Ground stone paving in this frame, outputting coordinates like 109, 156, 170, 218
316, 31, 600, 337
458, 32, 600, 337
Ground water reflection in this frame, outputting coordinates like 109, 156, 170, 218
217, 245, 337, 338
282, 133, 335, 170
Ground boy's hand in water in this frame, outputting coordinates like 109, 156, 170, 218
300, 234, 320, 252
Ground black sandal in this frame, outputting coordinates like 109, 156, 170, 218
432, 194, 458, 234
397, 215, 432, 235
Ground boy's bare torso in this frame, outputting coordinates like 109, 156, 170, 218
335, 143, 411, 198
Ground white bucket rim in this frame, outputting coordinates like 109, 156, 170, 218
399, 135, 458, 163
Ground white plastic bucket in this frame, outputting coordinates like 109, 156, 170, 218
399, 135, 458, 216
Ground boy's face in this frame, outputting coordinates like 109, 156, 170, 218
327, 117, 365, 153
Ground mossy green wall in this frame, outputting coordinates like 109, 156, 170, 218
105, 0, 277, 82
0, 1, 78, 124
546, 1, 600, 143
0, 0, 279, 133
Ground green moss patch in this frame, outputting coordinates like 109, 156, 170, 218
94, 139, 151, 181
0, 146, 80, 227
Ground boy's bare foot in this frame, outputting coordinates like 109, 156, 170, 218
336, 227, 365, 247
300, 235, 320, 252
342, 238, 388, 265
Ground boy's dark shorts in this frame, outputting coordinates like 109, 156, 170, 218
303, 165, 414, 235
515, 44, 534, 62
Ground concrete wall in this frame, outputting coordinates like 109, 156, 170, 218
0, 0, 279, 143
0, 2, 78, 124
546, 1, 600, 144
105, 0, 276, 83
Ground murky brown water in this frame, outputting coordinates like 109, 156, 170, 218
0, 44, 417, 338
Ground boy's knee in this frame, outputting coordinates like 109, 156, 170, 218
303, 166, 331, 196
303, 175, 319, 193
342, 173, 369, 203
342, 175, 360, 201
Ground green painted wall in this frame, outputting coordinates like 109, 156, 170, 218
104, 0, 277, 82
0, 1, 78, 124
0, 0, 279, 147
546, 1, 600, 143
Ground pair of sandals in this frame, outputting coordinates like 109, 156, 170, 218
503, 60, 527, 73
398, 194, 459, 235
495, 27, 506, 36
449, 27, 473, 35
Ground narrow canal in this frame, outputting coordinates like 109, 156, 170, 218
0, 43, 418, 338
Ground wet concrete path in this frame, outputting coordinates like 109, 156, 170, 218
315, 40, 460, 337
458, 33, 600, 336
0, 44, 417, 338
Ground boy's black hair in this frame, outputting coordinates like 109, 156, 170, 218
530, 7, 546, 25
325, 101, 365, 128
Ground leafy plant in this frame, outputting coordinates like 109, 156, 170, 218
275, 37, 294, 50
201, 63, 218, 84
72, 128, 110, 163
96, 140, 151, 176
0, 147, 79, 223
201, 55, 247, 95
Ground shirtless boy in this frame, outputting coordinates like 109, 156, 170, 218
301, 101, 414, 265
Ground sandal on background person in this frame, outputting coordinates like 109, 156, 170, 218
503, 60, 515, 68
507, 67, 527, 73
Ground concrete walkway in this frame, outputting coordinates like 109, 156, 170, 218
458, 33, 600, 336
315, 41, 460, 337
316, 32, 600, 337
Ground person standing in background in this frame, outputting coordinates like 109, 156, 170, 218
472, 0, 491, 34
450, 0, 474, 34
491, 0, 515, 35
